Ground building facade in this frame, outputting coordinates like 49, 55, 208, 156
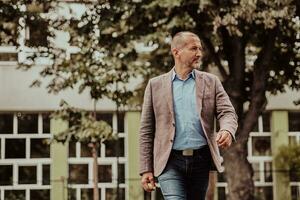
0, 2, 300, 200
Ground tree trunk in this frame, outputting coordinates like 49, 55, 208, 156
223, 141, 254, 200
91, 142, 99, 200
206, 171, 217, 200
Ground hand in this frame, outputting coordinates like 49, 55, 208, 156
141, 172, 156, 192
216, 130, 232, 149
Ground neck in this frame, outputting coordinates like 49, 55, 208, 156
174, 65, 193, 80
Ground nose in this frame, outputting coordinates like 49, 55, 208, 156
196, 49, 202, 58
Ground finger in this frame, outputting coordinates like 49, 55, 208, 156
217, 132, 227, 144
216, 133, 222, 142
219, 137, 232, 148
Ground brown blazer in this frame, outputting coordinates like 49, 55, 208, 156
139, 69, 238, 177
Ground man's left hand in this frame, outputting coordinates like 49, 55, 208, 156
216, 130, 232, 149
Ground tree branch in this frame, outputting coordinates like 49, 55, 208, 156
237, 29, 277, 142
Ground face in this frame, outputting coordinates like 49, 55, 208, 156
173, 36, 203, 69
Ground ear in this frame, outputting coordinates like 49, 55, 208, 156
171, 48, 179, 57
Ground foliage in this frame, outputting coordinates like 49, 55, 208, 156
275, 143, 300, 179
51, 100, 116, 144
1, 0, 299, 199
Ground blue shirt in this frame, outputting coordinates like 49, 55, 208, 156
172, 69, 207, 150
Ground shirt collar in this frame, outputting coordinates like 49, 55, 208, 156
172, 69, 195, 81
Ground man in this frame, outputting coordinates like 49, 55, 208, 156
139, 31, 238, 200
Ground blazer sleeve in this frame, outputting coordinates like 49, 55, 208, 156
215, 76, 238, 141
139, 80, 155, 175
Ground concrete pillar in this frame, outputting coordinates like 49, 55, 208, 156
271, 111, 291, 200
127, 111, 144, 200
50, 118, 68, 200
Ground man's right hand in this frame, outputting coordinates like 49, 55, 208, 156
141, 172, 156, 192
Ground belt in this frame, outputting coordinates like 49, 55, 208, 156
172, 145, 209, 156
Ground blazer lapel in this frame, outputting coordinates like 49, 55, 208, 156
164, 69, 175, 121
195, 71, 205, 113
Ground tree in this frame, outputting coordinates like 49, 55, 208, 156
1, 0, 299, 199
111, 0, 299, 199
1, 1, 136, 200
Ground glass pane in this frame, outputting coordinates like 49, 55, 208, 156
19, 166, 37, 184
252, 120, 259, 132
290, 167, 300, 182
252, 162, 260, 182
25, 18, 48, 47
289, 136, 297, 145
262, 112, 270, 132
81, 188, 100, 200
254, 186, 273, 200
217, 187, 226, 200
0, 165, 13, 185
105, 137, 124, 157
17, 113, 38, 134
68, 189, 76, 200
69, 164, 88, 184
96, 113, 113, 127
4, 190, 25, 200
106, 188, 125, 200
42, 165, 50, 185
118, 164, 125, 184
69, 141, 76, 157
217, 172, 226, 182
289, 112, 300, 131
291, 186, 300, 200
117, 112, 125, 133
0, 53, 18, 61
30, 190, 50, 200
5, 139, 26, 158
98, 165, 112, 183
31, 139, 50, 158
252, 136, 271, 156
264, 162, 272, 182
0, 114, 13, 134
81, 143, 91, 157
42, 113, 50, 134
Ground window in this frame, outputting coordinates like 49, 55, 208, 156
4, 190, 25, 200
264, 162, 272, 182
81, 189, 95, 200
252, 136, 271, 156
217, 187, 227, 200
96, 112, 113, 127
105, 137, 124, 157
30, 138, 50, 158
0, 114, 13, 134
19, 166, 37, 184
42, 113, 50, 133
254, 186, 273, 200
25, 15, 48, 47
0, 53, 18, 62
5, 139, 26, 158
42, 165, 50, 185
30, 190, 50, 200
17, 113, 38, 134
106, 188, 125, 200
0, 165, 13, 185
98, 165, 112, 183
118, 163, 125, 184
289, 112, 300, 132
0, 112, 51, 198
69, 164, 89, 184
291, 186, 300, 200
117, 112, 125, 133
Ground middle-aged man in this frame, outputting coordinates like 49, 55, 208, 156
139, 31, 238, 200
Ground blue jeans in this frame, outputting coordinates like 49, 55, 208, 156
157, 146, 211, 200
